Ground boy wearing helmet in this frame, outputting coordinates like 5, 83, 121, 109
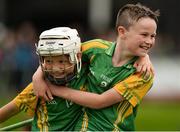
0, 27, 87, 131
37, 27, 82, 85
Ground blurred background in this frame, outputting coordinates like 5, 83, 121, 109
0, 0, 179, 131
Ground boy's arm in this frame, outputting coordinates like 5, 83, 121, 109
49, 72, 153, 109
50, 83, 123, 109
0, 101, 19, 123
32, 66, 53, 101
32, 47, 152, 102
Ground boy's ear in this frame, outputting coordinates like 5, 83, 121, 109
77, 52, 82, 60
117, 26, 127, 39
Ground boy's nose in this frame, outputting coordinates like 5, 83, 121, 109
52, 63, 64, 71
145, 37, 153, 44
52, 67, 61, 72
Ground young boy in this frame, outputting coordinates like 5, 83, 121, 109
0, 27, 87, 131
33, 3, 159, 131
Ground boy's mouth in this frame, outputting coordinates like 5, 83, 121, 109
51, 72, 66, 78
139, 45, 150, 50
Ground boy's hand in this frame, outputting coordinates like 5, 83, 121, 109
133, 54, 155, 77
47, 81, 62, 96
32, 66, 53, 101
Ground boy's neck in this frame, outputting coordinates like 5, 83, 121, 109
112, 42, 134, 67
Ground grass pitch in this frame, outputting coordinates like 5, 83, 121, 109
135, 100, 180, 131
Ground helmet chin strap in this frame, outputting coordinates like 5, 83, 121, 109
74, 54, 81, 73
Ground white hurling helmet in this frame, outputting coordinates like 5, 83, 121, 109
36, 27, 82, 85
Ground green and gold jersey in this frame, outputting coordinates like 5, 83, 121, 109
13, 67, 87, 131
76, 39, 153, 131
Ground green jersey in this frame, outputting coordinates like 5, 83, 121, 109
76, 39, 153, 131
13, 67, 87, 131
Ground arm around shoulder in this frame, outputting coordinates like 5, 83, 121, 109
50, 84, 124, 109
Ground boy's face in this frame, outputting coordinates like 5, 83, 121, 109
123, 17, 157, 57
43, 55, 75, 79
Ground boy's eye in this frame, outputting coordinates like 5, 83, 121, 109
59, 60, 63, 63
46, 59, 52, 63
59, 60, 68, 63
141, 33, 148, 37
151, 34, 156, 38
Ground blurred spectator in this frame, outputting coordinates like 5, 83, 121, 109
12, 21, 39, 92
0, 23, 6, 65
0, 21, 39, 93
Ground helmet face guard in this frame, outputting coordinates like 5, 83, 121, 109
36, 27, 81, 85
44, 68, 76, 86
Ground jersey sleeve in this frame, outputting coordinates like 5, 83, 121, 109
113, 73, 154, 107
13, 83, 38, 116
81, 39, 110, 63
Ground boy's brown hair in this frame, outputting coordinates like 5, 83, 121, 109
115, 3, 160, 31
